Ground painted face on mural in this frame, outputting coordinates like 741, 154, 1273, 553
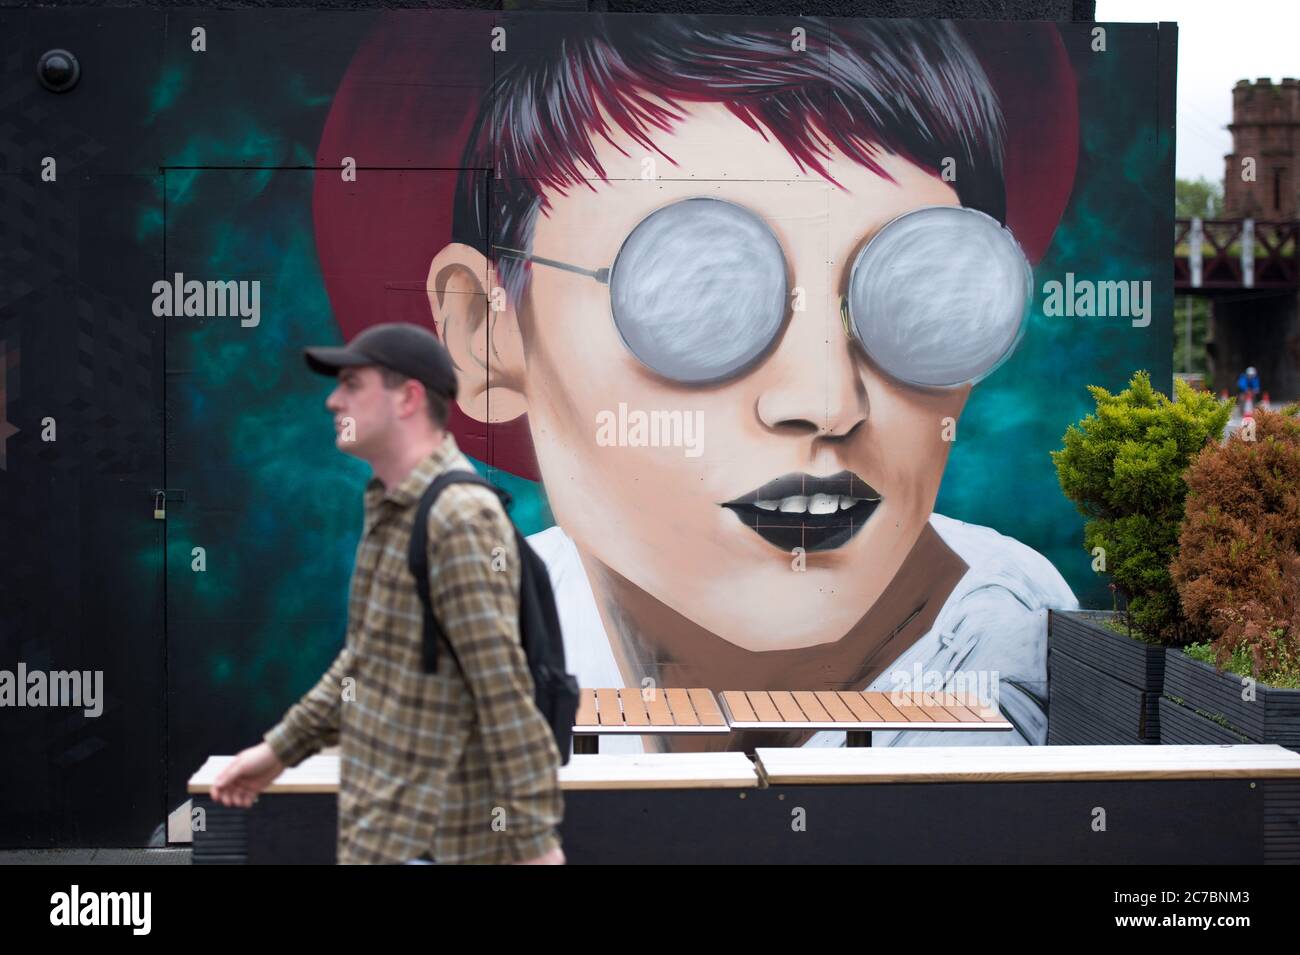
430, 100, 972, 653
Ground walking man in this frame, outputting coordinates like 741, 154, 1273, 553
211, 322, 565, 864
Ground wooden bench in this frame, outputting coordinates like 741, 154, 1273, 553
750, 743, 1300, 863
720, 689, 1010, 745
573, 687, 729, 753
187, 751, 756, 863
187, 744, 1300, 863
754, 743, 1300, 784
190, 755, 341, 796
188, 751, 757, 796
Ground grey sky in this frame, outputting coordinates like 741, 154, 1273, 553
1096, 0, 1299, 184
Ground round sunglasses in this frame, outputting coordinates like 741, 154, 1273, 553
495, 197, 1032, 389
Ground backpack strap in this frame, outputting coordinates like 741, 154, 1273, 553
408, 469, 512, 673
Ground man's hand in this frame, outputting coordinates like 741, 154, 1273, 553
210, 742, 285, 808
514, 845, 565, 865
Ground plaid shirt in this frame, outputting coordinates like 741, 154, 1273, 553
264, 433, 564, 864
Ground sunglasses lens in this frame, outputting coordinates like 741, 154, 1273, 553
609, 198, 788, 384
846, 206, 1031, 388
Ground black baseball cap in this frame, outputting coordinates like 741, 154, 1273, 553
304, 322, 458, 401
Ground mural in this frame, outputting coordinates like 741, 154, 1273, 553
414, 15, 1085, 752
151, 10, 1172, 796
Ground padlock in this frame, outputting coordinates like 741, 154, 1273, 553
153, 491, 166, 521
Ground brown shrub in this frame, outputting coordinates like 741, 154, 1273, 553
1171, 405, 1300, 683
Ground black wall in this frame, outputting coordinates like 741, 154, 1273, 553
4, 0, 1094, 15
0, 0, 1093, 848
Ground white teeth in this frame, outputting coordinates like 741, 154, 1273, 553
809, 493, 839, 515
750, 493, 880, 513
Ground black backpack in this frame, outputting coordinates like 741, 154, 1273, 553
408, 469, 580, 764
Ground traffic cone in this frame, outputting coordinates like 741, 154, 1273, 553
1243, 393, 1255, 418
1262, 391, 1271, 409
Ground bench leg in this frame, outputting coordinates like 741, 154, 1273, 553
574, 735, 599, 755
846, 731, 873, 748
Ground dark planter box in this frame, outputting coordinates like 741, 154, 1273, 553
1156, 696, 1252, 745
1162, 649, 1300, 752
1048, 610, 1165, 744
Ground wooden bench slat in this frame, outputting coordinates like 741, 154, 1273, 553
747, 690, 783, 722
860, 692, 906, 722
595, 688, 624, 726
688, 688, 727, 726
619, 688, 651, 726
664, 688, 700, 726
575, 688, 598, 727
936, 692, 973, 720
918, 690, 959, 722
941, 691, 1001, 722
838, 691, 881, 722
769, 690, 806, 722
939, 693, 985, 723
644, 687, 675, 726
815, 690, 858, 722
792, 691, 832, 722
721, 690, 756, 722
881, 691, 934, 723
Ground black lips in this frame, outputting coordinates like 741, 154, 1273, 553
720, 470, 882, 552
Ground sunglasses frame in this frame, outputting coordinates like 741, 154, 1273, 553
494, 197, 1030, 390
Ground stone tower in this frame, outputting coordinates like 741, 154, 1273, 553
1210, 77, 1300, 400
1223, 77, 1299, 218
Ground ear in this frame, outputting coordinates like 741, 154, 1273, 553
425, 242, 527, 424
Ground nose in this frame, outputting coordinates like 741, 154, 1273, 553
325, 384, 344, 413
755, 294, 868, 440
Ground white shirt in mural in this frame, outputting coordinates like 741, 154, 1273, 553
527, 512, 1079, 753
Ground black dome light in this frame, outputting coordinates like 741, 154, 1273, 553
37, 49, 80, 93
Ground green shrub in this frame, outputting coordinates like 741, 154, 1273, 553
1051, 371, 1232, 644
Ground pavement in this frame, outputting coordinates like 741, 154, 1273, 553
0, 848, 191, 864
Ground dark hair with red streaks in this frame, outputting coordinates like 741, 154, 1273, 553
452, 15, 1007, 313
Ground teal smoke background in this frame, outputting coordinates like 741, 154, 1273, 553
151, 22, 1168, 720
936, 28, 1172, 613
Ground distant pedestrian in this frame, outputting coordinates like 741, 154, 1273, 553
1238, 365, 1262, 415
